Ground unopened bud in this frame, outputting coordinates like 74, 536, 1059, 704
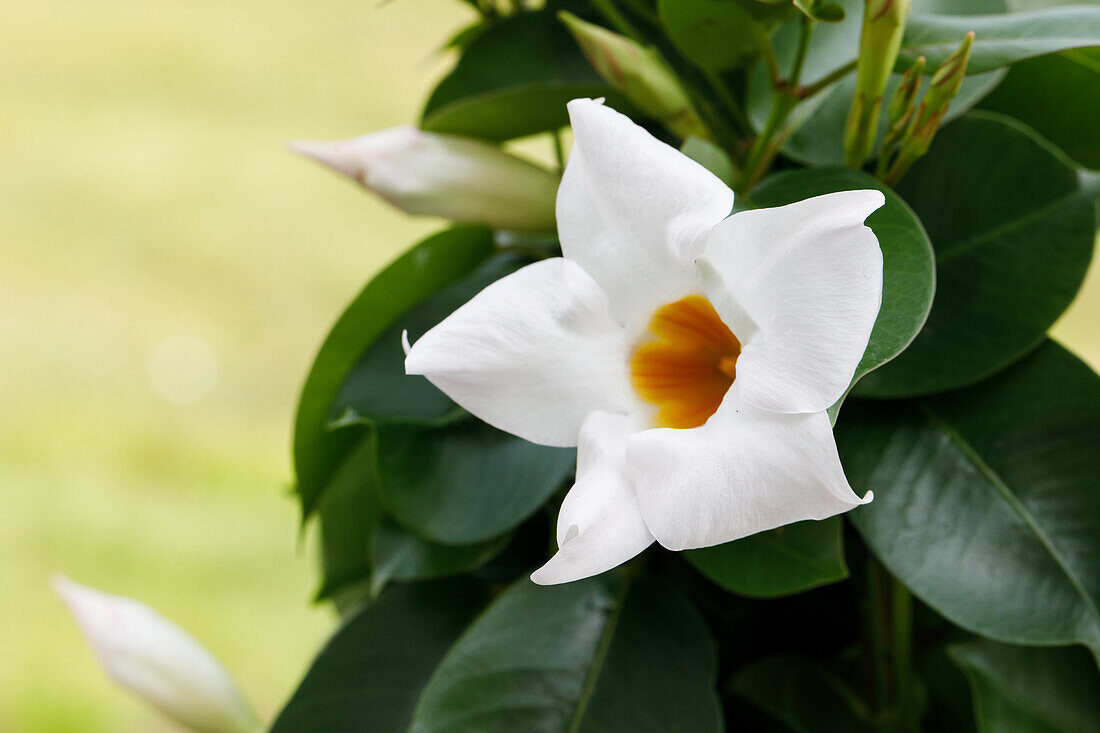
844, 0, 912, 168
289, 127, 559, 231
53, 576, 262, 733
884, 33, 974, 184
559, 12, 710, 141
886, 56, 925, 128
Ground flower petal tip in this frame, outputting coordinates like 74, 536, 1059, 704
400, 329, 412, 358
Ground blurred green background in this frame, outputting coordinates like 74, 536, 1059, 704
0, 1, 1096, 731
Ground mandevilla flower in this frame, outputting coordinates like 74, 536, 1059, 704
289, 127, 559, 231
53, 576, 262, 733
404, 99, 882, 585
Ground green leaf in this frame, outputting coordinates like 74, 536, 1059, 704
408, 575, 722, 732
271, 579, 491, 733
912, 0, 1007, 13
293, 225, 495, 517
687, 518, 849, 598
314, 430, 511, 602
658, 0, 758, 71
422, 11, 618, 141
838, 341, 1100, 656
980, 47, 1100, 169
374, 418, 575, 545
856, 113, 1095, 397
680, 136, 736, 186
901, 7, 1100, 73
732, 656, 873, 733
949, 640, 1100, 732
370, 518, 512, 597
750, 167, 935, 409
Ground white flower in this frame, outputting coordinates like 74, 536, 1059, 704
289, 127, 559, 231
53, 576, 262, 733
404, 99, 882, 585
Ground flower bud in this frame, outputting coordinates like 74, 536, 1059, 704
289, 127, 559, 231
844, 0, 912, 168
886, 55, 925, 129
558, 12, 710, 141
884, 32, 974, 184
53, 576, 262, 733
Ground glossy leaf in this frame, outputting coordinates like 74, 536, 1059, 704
732, 656, 873, 733
375, 418, 575, 545
980, 47, 1100, 169
314, 431, 511, 601
949, 640, 1100, 732
370, 517, 512, 595
422, 11, 617, 141
857, 112, 1095, 397
912, 0, 1007, 13
686, 519, 848, 598
750, 167, 935, 406
901, 7, 1100, 73
293, 225, 495, 516
408, 576, 723, 732
271, 580, 491, 733
839, 341, 1100, 655
658, 0, 758, 71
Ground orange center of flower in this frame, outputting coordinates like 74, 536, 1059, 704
630, 295, 741, 429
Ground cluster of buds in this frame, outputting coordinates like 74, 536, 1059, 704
878, 32, 974, 184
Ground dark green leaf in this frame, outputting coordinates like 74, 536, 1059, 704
839, 341, 1100, 656
687, 518, 848, 598
980, 47, 1100, 169
370, 517, 512, 595
658, 0, 758, 71
901, 7, 1100, 73
732, 656, 873, 733
856, 113, 1095, 397
750, 167, 935, 409
408, 575, 723, 732
314, 430, 511, 602
293, 225, 495, 516
375, 418, 575, 545
422, 11, 618, 141
271, 580, 491, 733
794, 0, 846, 23
950, 640, 1100, 732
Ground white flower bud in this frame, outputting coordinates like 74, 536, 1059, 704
289, 127, 559, 231
53, 576, 262, 733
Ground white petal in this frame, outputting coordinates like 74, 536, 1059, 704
627, 397, 871, 551
405, 258, 635, 447
53, 576, 260, 733
557, 99, 734, 333
699, 190, 885, 414
531, 412, 654, 584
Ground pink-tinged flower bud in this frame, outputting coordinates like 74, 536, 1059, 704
53, 576, 262, 733
289, 127, 559, 231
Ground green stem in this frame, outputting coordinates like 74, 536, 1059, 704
797, 59, 857, 99
735, 18, 812, 192
617, 0, 660, 27
892, 580, 918, 732
751, 21, 782, 87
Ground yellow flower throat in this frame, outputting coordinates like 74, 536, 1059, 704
630, 295, 741, 429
